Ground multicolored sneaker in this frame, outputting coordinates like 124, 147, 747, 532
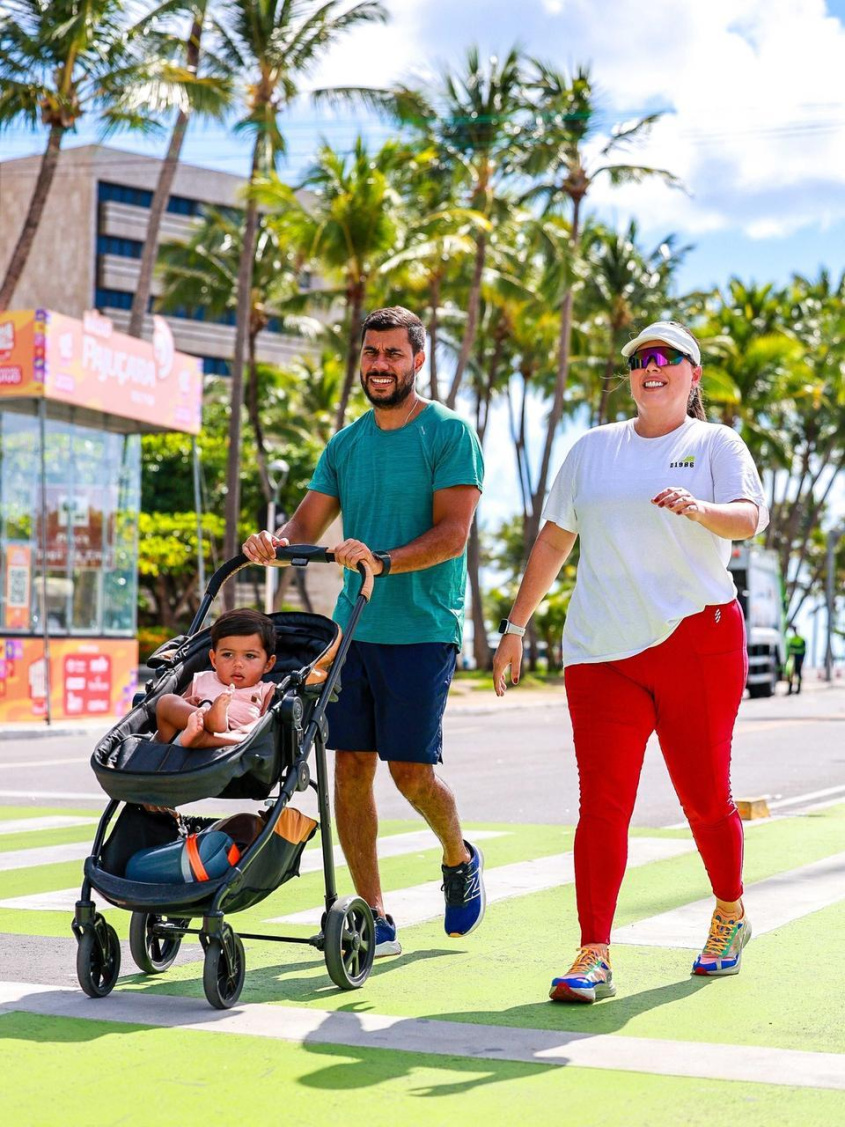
442, 841, 486, 937
549, 947, 616, 1003
692, 908, 751, 976
373, 911, 401, 958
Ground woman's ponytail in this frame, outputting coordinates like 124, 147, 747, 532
687, 383, 707, 421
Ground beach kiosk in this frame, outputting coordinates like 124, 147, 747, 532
0, 308, 202, 724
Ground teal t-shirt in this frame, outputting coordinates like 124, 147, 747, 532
308, 402, 484, 645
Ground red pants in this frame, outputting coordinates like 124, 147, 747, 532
564, 601, 747, 945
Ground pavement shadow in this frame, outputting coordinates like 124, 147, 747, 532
297, 1033, 557, 1098
238, 946, 462, 1004
428, 974, 715, 1037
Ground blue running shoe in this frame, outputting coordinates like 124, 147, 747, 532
550, 947, 616, 1004
442, 840, 486, 937
373, 911, 401, 958
692, 908, 751, 976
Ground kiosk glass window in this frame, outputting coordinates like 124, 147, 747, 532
0, 413, 140, 636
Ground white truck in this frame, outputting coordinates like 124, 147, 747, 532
728, 544, 787, 697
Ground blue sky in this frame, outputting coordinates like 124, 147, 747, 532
3, 0, 845, 296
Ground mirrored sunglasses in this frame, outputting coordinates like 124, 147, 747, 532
627, 347, 691, 370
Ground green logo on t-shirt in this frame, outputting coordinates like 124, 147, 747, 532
669, 454, 696, 469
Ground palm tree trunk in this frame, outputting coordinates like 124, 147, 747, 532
525, 198, 582, 552
446, 232, 486, 408
128, 15, 203, 337
0, 124, 64, 310
596, 350, 616, 425
246, 329, 271, 502
128, 111, 188, 337
334, 279, 365, 432
428, 271, 441, 400
223, 151, 261, 609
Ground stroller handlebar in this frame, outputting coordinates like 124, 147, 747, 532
186, 545, 373, 639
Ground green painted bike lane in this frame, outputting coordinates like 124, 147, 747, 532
1, 802, 844, 1124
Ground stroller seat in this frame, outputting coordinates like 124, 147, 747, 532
91, 612, 340, 807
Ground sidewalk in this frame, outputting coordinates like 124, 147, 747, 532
2, 667, 840, 738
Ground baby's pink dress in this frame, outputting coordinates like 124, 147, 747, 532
185, 671, 275, 737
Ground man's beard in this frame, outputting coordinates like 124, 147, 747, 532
360, 367, 416, 408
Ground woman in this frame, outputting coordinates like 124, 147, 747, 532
493, 321, 767, 1004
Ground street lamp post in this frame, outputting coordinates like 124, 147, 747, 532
264, 458, 289, 615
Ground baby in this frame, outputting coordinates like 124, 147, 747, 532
155, 608, 277, 748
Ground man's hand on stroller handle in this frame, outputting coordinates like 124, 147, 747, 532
242, 531, 290, 563
332, 539, 385, 576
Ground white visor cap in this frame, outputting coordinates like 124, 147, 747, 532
621, 321, 701, 366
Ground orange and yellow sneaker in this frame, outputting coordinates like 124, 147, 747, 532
549, 946, 616, 1003
692, 907, 751, 976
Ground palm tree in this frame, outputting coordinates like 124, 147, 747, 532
126, 0, 234, 338
155, 206, 322, 500
520, 61, 682, 547
0, 0, 156, 308
215, 0, 388, 585
260, 136, 405, 432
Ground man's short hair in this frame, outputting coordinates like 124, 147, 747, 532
210, 608, 276, 656
361, 306, 425, 355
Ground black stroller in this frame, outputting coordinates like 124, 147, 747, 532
72, 545, 376, 1009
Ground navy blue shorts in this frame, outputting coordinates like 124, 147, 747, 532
326, 641, 458, 764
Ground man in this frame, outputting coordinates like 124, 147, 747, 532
786, 630, 807, 695
242, 306, 485, 957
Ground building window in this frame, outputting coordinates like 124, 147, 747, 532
97, 235, 144, 259
98, 181, 153, 209
199, 356, 231, 376
95, 288, 133, 311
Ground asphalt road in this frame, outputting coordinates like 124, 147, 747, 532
2, 677, 843, 827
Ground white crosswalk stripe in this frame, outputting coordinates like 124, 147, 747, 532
0, 829, 507, 912
2, 982, 844, 1091
612, 851, 845, 947
267, 837, 696, 927
0, 816, 97, 836
0, 842, 93, 873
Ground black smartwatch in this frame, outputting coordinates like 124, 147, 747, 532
372, 550, 392, 576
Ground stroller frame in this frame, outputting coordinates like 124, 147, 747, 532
72, 545, 376, 1009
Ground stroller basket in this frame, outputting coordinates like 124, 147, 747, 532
90, 612, 340, 807
86, 804, 317, 917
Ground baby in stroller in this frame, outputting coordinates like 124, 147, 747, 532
155, 609, 277, 748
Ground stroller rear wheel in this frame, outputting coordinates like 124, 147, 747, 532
76, 916, 121, 998
202, 926, 245, 1010
129, 912, 187, 975
324, 896, 375, 990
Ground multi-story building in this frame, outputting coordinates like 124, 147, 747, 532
0, 143, 342, 617
0, 143, 313, 375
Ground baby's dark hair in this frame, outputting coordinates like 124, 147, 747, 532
210, 608, 276, 656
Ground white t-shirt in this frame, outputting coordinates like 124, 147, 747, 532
543, 416, 769, 665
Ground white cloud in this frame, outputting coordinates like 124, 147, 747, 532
572, 0, 845, 239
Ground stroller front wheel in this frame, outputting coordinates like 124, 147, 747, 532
202, 927, 245, 1010
324, 896, 375, 990
129, 912, 186, 975
76, 916, 121, 998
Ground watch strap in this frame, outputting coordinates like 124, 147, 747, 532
498, 618, 526, 637
373, 550, 392, 576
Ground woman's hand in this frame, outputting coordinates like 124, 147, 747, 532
493, 635, 523, 697
242, 531, 290, 563
651, 486, 706, 522
331, 538, 383, 575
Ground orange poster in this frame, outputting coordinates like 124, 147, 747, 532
0, 309, 202, 434
0, 636, 138, 723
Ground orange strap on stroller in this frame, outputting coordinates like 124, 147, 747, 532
185, 834, 210, 881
